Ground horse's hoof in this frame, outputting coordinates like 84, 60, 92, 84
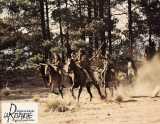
101, 95, 106, 100
72, 96, 76, 100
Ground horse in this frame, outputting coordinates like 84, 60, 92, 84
100, 60, 118, 97
46, 63, 73, 98
66, 58, 104, 102
100, 56, 137, 97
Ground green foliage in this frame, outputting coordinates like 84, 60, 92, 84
50, 47, 66, 54
29, 53, 43, 64
15, 48, 23, 61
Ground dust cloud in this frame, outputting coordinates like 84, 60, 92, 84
117, 55, 160, 97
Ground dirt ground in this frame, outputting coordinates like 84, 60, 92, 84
1, 87, 160, 124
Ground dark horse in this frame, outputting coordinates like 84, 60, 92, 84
66, 58, 104, 102
101, 61, 118, 97
46, 64, 73, 98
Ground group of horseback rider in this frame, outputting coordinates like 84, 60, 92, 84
41, 39, 159, 100
50, 43, 117, 91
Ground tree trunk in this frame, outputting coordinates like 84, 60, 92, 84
148, 0, 152, 44
78, 0, 82, 17
108, 0, 112, 55
149, 23, 152, 44
58, 0, 64, 62
93, 0, 98, 18
87, 0, 92, 51
128, 0, 133, 56
65, 0, 69, 44
87, 0, 92, 22
99, 0, 106, 56
45, 0, 51, 40
39, 0, 46, 40
93, 0, 99, 49
39, 0, 48, 61
99, 0, 104, 18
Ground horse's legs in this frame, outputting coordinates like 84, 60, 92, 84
100, 79, 105, 88
70, 85, 76, 99
115, 80, 119, 89
50, 82, 60, 95
78, 86, 83, 102
92, 81, 105, 99
108, 81, 114, 97
126, 70, 129, 81
43, 79, 48, 88
59, 86, 63, 99
109, 87, 114, 97
86, 84, 92, 101
50, 82, 54, 92
104, 86, 107, 98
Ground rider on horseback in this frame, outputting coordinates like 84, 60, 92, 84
77, 48, 95, 82
52, 53, 63, 74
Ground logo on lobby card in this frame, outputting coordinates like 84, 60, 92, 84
1, 102, 38, 124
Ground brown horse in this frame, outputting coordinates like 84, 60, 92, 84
101, 61, 118, 97
66, 58, 104, 102
46, 64, 73, 98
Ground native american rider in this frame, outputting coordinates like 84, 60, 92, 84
77, 48, 96, 82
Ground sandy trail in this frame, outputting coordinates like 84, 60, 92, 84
38, 95, 160, 124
